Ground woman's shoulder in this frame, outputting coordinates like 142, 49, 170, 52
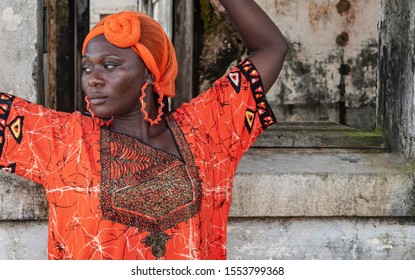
0, 91, 97, 134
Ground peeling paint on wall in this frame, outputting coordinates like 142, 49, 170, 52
199, 0, 380, 130
336, 0, 351, 14
270, 0, 379, 130
2, 7, 22, 31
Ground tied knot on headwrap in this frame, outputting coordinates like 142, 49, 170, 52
103, 13, 141, 48
82, 11, 178, 98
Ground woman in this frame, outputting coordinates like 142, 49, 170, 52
0, 0, 288, 259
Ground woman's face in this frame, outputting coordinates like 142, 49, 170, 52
81, 35, 147, 118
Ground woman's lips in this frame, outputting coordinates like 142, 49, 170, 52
88, 95, 107, 105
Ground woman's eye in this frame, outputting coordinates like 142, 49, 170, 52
82, 66, 92, 74
104, 63, 117, 70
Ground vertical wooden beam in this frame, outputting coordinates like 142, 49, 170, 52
74, 0, 89, 112
172, 0, 194, 109
44, 0, 57, 109
55, 0, 75, 113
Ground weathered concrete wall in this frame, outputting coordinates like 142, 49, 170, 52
203, 0, 380, 130
4, 217, 415, 260
0, 221, 47, 260
378, 0, 415, 160
0, 1, 42, 103
268, 0, 379, 130
228, 218, 415, 260
232, 150, 415, 218
0, 0, 45, 260
0, 172, 47, 221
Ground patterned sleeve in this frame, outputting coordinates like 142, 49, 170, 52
0, 92, 77, 185
174, 59, 276, 161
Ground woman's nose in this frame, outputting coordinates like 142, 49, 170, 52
88, 70, 105, 87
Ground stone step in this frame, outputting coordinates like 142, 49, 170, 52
1, 149, 412, 221
227, 217, 415, 260
253, 122, 387, 149
0, 173, 47, 221
1, 148, 414, 260
230, 148, 415, 217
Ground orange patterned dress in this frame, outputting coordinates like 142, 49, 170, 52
0, 60, 275, 259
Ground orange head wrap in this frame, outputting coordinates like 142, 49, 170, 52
82, 11, 178, 98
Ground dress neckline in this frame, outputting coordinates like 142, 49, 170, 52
99, 114, 203, 258
102, 115, 184, 162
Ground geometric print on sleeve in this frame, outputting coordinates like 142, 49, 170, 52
0, 92, 18, 161
236, 60, 276, 130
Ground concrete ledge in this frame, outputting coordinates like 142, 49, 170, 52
253, 122, 386, 149
230, 149, 415, 217
0, 220, 47, 260
3, 218, 414, 260
0, 172, 47, 220
0, 1, 42, 103
1, 149, 415, 220
227, 217, 415, 260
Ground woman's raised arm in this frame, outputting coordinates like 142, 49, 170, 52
219, 0, 289, 93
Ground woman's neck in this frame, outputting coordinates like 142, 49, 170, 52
109, 109, 182, 159
109, 110, 166, 142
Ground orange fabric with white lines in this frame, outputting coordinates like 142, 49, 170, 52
0, 59, 275, 259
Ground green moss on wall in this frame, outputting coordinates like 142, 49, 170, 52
196, 0, 246, 92
199, 0, 219, 35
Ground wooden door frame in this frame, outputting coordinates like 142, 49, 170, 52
44, 0, 88, 113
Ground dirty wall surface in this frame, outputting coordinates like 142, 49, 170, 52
201, 0, 380, 130
0, 2, 41, 102
271, 0, 379, 130
378, 0, 415, 159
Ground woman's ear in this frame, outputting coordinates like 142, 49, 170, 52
144, 69, 154, 84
